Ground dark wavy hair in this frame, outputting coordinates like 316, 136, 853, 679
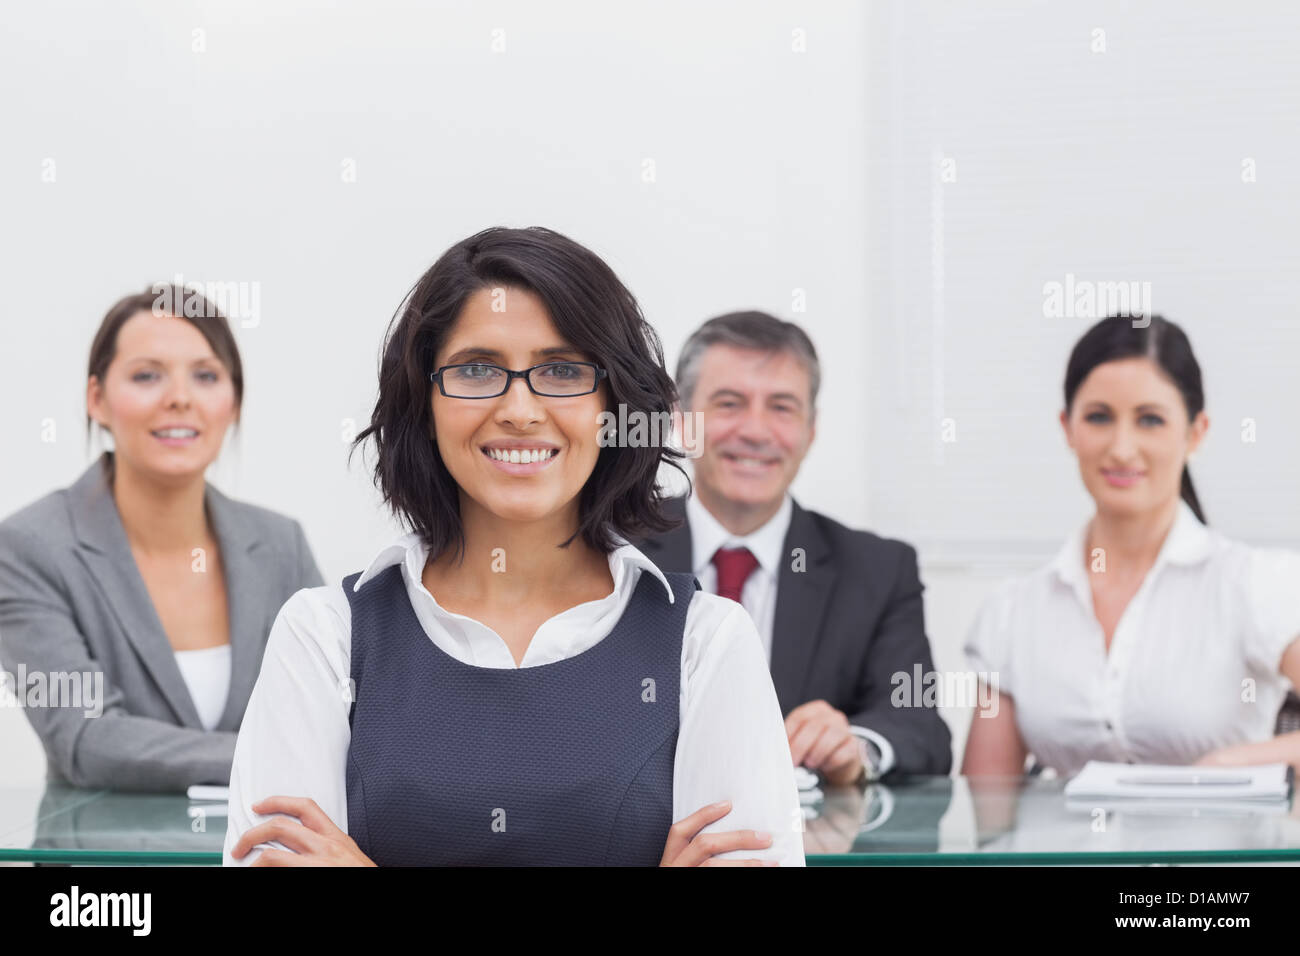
1063, 314, 1206, 523
350, 226, 688, 560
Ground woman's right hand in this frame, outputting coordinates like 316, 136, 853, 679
660, 799, 777, 866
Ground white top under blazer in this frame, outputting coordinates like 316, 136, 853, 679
965, 502, 1300, 777
173, 644, 231, 732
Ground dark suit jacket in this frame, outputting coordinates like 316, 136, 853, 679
638, 496, 952, 776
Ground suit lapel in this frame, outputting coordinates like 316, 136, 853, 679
769, 499, 836, 714
204, 484, 268, 732
644, 495, 837, 715
68, 453, 268, 731
70, 455, 203, 727
637, 496, 693, 573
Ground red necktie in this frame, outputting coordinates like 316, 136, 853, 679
712, 547, 759, 603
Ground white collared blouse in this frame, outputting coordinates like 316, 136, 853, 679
224, 534, 805, 866
965, 502, 1300, 777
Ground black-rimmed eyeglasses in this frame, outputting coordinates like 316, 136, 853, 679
430, 361, 607, 399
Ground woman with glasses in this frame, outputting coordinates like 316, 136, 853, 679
225, 226, 804, 866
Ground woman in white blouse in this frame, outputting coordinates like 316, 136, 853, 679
963, 314, 1300, 778
225, 227, 803, 866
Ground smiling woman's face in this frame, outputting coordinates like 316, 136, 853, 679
86, 310, 238, 482
430, 286, 607, 530
1061, 356, 1208, 519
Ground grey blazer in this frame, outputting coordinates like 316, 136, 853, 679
0, 452, 323, 792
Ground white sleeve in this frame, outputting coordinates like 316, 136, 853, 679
963, 582, 1016, 699
675, 593, 805, 867
850, 725, 896, 776
223, 585, 354, 866
1242, 547, 1300, 685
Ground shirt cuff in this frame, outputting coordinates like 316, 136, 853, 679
849, 726, 896, 779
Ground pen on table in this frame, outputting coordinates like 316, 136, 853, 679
1115, 775, 1253, 786
186, 784, 230, 801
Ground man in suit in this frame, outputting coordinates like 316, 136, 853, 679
639, 311, 951, 784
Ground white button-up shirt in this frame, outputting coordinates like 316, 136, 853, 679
686, 493, 896, 776
965, 502, 1300, 777
224, 534, 805, 866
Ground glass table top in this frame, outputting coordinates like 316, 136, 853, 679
2, 775, 1297, 865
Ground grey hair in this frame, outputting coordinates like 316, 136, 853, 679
674, 310, 820, 410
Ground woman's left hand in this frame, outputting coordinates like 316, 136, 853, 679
230, 796, 376, 866
1193, 745, 1252, 768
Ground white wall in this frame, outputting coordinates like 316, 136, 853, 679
865, 0, 1300, 558
0, 0, 870, 784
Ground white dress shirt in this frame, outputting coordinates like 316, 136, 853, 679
965, 501, 1300, 777
224, 534, 805, 866
173, 644, 231, 732
685, 494, 896, 777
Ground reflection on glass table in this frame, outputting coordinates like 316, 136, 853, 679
0, 785, 225, 864
2, 775, 1298, 865
804, 775, 1300, 865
